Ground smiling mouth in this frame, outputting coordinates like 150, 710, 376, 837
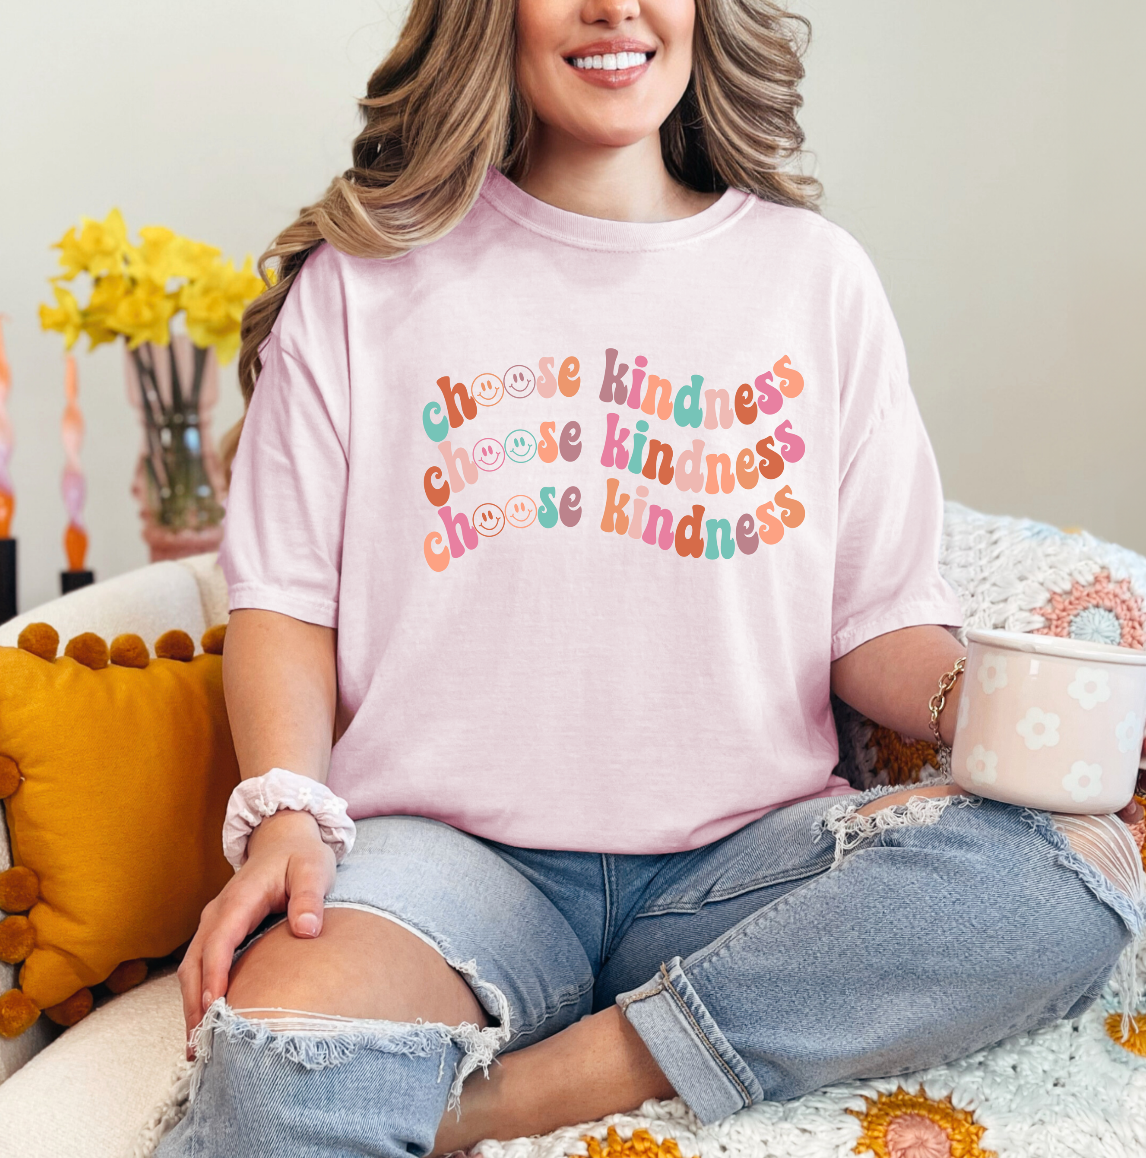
566, 49, 653, 72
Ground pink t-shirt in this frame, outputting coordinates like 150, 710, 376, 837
220, 167, 963, 853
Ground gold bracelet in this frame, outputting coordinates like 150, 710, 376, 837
928, 657, 967, 746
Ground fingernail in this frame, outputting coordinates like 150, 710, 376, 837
202, 989, 212, 1011
295, 914, 319, 937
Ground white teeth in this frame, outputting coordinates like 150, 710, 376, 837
571, 52, 648, 71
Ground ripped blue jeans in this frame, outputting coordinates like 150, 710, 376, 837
156, 790, 1143, 1156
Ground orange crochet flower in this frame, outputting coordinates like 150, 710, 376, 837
582, 1127, 695, 1158
849, 1088, 995, 1158
1033, 571, 1145, 650
866, 727, 940, 786
1105, 1013, 1146, 1057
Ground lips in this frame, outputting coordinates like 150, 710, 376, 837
564, 40, 655, 86
564, 38, 655, 58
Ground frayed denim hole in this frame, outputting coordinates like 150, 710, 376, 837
184, 981, 510, 1115
1020, 808, 1145, 1037
816, 790, 977, 869
1020, 809, 1144, 937
138, 930, 516, 1153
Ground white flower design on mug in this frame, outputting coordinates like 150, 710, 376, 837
1066, 666, 1111, 711
977, 655, 1008, 695
1062, 761, 1103, 802
1116, 711, 1142, 755
966, 744, 998, 785
1015, 707, 1060, 751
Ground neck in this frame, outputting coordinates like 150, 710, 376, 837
515, 128, 718, 222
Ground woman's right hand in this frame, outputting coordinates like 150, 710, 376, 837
177, 808, 337, 1052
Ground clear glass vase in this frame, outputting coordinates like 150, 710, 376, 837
124, 335, 227, 562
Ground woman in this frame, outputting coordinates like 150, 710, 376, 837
160, 0, 1139, 1153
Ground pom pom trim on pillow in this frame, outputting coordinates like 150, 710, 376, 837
0, 621, 229, 1038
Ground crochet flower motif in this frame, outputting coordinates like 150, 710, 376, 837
1067, 666, 1111, 711
848, 1087, 994, 1158
583, 1127, 695, 1158
1106, 1013, 1146, 1057
1015, 707, 1060, 751
1034, 571, 1145, 651
1062, 760, 1103, 802
866, 726, 941, 786
966, 745, 998, 785
1116, 711, 1142, 755
977, 655, 1007, 695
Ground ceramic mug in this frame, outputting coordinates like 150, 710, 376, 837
951, 629, 1146, 813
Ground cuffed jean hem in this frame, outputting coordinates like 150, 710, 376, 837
617, 958, 763, 1125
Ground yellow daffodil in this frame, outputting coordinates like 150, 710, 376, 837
106, 279, 179, 349
128, 226, 222, 286
41, 213, 265, 358
180, 256, 264, 364
81, 276, 130, 350
38, 285, 84, 349
53, 208, 131, 279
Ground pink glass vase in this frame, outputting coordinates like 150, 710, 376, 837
124, 335, 227, 562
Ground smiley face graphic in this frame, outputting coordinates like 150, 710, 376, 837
503, 365, 536, 399
472, 502, 505, 537
505, 495, 538, 529
504, 429, 537, 464
471, 373, 504, 407
472, 437, 505, 472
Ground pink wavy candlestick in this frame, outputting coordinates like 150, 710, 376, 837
0, 316, 13, 538
61, 354, 88, 571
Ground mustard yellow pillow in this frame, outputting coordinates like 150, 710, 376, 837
0, 623, 238, 1037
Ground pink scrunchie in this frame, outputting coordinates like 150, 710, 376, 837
222, 768, 356, 870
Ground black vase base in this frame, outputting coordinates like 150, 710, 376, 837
1, 538, 15, 625
61, 570, 95, 595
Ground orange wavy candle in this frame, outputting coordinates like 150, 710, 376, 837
60, 355, 88, 570
0, 316, 13, 538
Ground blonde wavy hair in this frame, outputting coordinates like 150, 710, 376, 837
233, 0, 819, 437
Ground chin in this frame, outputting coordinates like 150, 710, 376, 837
570, 119, 662, 150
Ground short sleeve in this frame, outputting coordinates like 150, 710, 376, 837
218, 273, 350, 627
830, 384, 963, 660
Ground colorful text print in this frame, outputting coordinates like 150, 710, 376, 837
505, 495, 538, 528
473, 437, 505, 472
472, 502, 505, 537
505, 429, 538, 464
471, 373, 504, 407
503, 365, 536, 399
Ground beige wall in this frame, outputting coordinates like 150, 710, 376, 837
1, 1, 1142, 613
795, 0, 1145, 552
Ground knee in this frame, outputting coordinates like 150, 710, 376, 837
228, 907, 488, 1029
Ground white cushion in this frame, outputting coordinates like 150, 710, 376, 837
0, 972, 185, 1158
0, 562, 208, 651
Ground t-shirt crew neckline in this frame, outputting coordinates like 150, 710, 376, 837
479, 165, 753, 252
